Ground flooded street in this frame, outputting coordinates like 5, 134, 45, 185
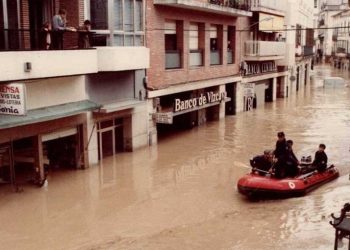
1, 64, 350, 250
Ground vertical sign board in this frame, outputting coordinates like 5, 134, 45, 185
243, 83, 255, 111
0, 83, 27, 116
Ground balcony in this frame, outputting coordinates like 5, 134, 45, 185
165, 50, 182, 69
335, 47, 347, 58
248, 0, 285, 16
0, 29, 149, 81
97, 47, 150, 71
244, 41, 285, 61
210, 50, 221, 65
153, 0, 252, 17
189, 50, 203, 67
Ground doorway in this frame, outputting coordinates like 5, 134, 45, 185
0, 144, 14, 185
225, 83, 236, 116
296, 66, 300, 91
97, 118, 125, 160
28, 0, 54, 49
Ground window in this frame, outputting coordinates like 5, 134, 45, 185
91, 0, 108, 30
164, 20, 177, 51
189, 23, 199, 51
90, 0, 145, 46
227, 26, 236, 64
210, 25, 218, 51
164, 20, 182, 69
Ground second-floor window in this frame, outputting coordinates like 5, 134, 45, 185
164, 20, 182, 69
90, 0, 144, 46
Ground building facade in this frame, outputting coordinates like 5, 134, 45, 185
145, 0, 252, 142
241, 0, 289, 108
0, 0, 150, 186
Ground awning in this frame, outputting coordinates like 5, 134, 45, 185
259, 13, 284, 32
0, 100, 100, 129
96, 99, 145, 113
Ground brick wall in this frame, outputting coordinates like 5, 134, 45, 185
146, 0, 246, 89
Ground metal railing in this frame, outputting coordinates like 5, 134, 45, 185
227, 50, 234, 64
189, 50, 203, 67
0, 28, 95, 51
208, 0, 251, 11
245, 41, 285, 57
248, 0, 285, 12
210, 50, 221, 65
165, 50, 182, 69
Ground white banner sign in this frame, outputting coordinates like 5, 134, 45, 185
243, 83, 255, 98
0, 83, 27, 116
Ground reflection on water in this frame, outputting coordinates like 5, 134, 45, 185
1, 65, 350, 250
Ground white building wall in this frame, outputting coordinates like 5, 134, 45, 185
25, 76, 87, 110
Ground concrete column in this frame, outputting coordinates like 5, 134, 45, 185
235, 81, 244, 113
131, 103, 149, 150
87, 112, 99, 165
33, 135, 45, 184
272, 77, 277, 101
147, 99, 158, 146
219, 84, 226, 119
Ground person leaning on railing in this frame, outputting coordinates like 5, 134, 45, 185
77, 20, 92, 49
51, 9, 77, 49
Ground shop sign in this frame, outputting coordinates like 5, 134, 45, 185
154, 112, 173, 124
174, 91, 227, 113
243, 83, 255, 98
245, 61, 276, 76
0, 83, 26, 116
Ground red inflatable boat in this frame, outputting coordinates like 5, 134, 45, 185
237, 165, 339, 198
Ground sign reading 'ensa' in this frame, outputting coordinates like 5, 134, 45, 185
0, 83, 27, 116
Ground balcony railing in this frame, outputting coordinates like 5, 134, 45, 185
208, 0, 250, 11
249, 0, 285, 12
0, 28, 95, 51
336, 47, 346, 54
189, 50, 203, 67
245, 41, 285, 57
210, 50, 221, 65
227, 49, 234, 64
165, 50, 182, 69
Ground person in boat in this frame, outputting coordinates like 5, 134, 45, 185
284, 140, 300, 177
274, 132, 288, 159
273, 132, 289, 178
250, 150, 273, 175
312, 144, 328, 172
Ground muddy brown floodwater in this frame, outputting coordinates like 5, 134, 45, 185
1, 64, 350, 250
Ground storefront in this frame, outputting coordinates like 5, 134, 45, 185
153, 86, 231, 135
0, 82, 99, 186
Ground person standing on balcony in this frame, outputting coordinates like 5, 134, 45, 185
52, 9, 67, 49
40, 22, 51, 50
77, 20, 92, 49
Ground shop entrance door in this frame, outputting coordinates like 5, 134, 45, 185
225, 83, 236, 115
0, 144, 15, 185
97, 118, 125, 160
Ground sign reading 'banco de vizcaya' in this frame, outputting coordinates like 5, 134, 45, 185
174, 91, 227, 112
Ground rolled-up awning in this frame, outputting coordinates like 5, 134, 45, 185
259, 13, 284, 32
0, 100, 100, 129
